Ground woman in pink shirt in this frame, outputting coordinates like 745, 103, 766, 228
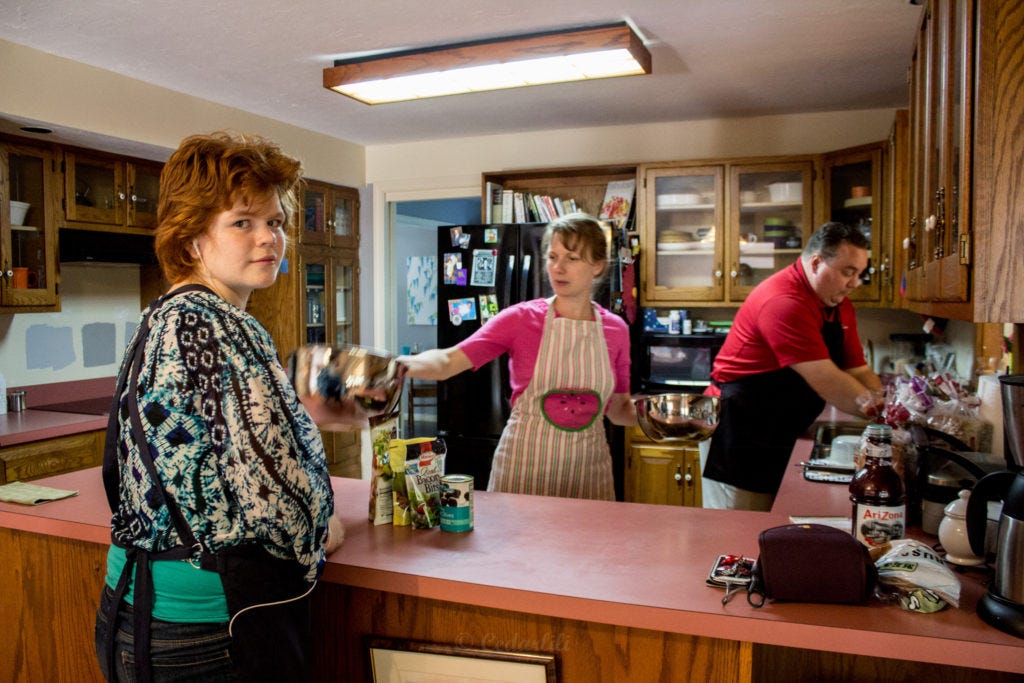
400, 213, 636, 500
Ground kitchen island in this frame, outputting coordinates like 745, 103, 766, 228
1, 437, 1022, 681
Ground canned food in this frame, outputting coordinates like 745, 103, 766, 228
439, 474, 473, 532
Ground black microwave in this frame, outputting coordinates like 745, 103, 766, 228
635, 333, 726, 394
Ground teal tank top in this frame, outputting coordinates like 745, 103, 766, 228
105, 545, 229, 622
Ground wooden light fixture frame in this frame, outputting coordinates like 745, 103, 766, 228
323, 22, 651, 104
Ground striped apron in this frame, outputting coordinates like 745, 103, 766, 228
488, 298, 616, 500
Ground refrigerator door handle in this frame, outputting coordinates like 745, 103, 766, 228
520, 254, 531, 301
504, 254, 515, 305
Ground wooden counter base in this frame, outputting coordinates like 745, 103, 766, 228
2, 465, 1023, 682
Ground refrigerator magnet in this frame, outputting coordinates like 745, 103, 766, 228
449, 226, 464, 247
470, 249, 498, 287
443, 253, 463, 284
484, 228, 498, 243
448, 298, 477, 324
478, 294, 498, 322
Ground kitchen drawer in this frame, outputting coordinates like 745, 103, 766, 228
0, 430, 103, 484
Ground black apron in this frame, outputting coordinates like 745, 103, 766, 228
704, 309, 846, 495
101, 286, 314, 682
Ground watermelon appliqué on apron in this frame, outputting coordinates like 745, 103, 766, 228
540, 389, 603, 431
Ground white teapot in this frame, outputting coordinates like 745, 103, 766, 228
938, 489, 985, 566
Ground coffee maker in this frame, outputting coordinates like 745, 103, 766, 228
967, 374, 1024, 638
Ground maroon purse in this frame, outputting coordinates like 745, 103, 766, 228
747, 523, 877, 607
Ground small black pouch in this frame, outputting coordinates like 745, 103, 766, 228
747, 523, 877, 607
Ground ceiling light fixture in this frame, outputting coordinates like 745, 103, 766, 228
323, 22, 651, 105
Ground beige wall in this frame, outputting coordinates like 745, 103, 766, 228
362, 108, 898, 346
0, 39, 364, 186
364, 108, 896, 185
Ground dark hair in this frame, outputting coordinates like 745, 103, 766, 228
541, 212, 610, 276
154, 131, 303, 283
803, 221, 870, 261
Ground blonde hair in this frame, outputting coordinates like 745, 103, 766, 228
541, 212, 610, 277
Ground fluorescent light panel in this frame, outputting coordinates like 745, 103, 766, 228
323, 23, 651, 105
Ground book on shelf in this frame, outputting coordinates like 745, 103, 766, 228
599, 179, 636, 228
486, 181, 504, 223
513, 192, 527, 223
542, 196, 558, 220
501, 189, 514, 223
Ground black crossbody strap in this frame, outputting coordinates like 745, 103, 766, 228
100, 284, 216, 682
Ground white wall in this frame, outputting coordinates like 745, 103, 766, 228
0, 264, 141, 386
0, 39, 365, 187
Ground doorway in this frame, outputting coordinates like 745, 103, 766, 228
391, 197, 480, 437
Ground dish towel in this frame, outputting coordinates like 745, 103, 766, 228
0, 481, 79, 505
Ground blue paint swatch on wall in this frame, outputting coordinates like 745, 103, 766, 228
25, 325, 76, 370
82, 322, 117, 367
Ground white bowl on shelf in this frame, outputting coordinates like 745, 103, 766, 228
10, 201, 30, 226
657, 193, 703, 208
767, 182, 802, 203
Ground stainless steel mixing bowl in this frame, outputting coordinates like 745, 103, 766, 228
288, 344, 403, 418
633, 393, 720, 442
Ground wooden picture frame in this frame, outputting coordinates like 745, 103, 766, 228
365, 636, 557, 682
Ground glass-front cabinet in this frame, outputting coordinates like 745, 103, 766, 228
302, 181, 359, 249
1, 140, 59, 309
299, 245, 359, 348
64, 151, 160, 231
728, 161, 814, 300
821, 143, 885, 302
640, 159, 813, 304
643, 166, 724, 302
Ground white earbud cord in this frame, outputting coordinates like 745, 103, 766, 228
190, 240, 232, 304
227, 579, 318, 637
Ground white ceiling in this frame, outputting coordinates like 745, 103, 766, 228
0, 0, 923, 149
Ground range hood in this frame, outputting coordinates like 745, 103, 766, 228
59, 228, 157, 265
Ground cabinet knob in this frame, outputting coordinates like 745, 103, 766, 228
674, 465, 682, 483
684, 472, 693, 483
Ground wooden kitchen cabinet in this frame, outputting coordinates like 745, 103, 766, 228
302, 180, 359, 249
639, 157, 813, 306
1, 138, 60, 311
248, 179, 361, 360
0, 430, 103, 485
820, 142, 888, 303
246, 180, 362, 478
624, 426, 701, 507
63, 150, 161, 233
903, 0, 1024, 322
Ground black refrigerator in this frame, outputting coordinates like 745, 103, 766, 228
435, 222, 623, 496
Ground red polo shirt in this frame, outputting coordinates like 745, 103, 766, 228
711, 261, 867, 386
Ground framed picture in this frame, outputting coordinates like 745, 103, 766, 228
365, 636, 557, 682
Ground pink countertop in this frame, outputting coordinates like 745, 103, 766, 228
1, 377, 113, 447
2, 460, 1022, 674
0, 410, 108, 447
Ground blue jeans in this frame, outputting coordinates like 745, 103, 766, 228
95, 586, 236, 682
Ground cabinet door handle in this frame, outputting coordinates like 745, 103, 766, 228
674, 465, 682, 483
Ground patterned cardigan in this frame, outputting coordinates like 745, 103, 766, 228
108, 289, 334, 582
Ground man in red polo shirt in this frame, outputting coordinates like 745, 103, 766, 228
702, 222, 883, 510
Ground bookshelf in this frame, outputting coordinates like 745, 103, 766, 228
481, 164, 638, 223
